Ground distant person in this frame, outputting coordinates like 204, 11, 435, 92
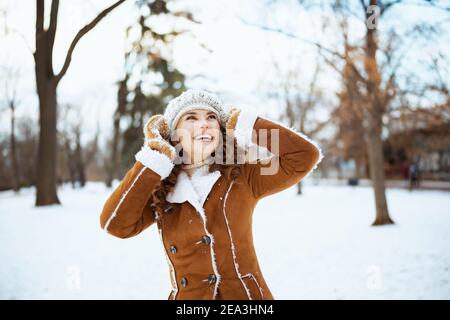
408, 162, 420, 190
401, 160, 410, 188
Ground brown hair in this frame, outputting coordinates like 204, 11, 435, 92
149, 126, 242, 219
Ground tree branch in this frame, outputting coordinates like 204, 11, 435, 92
36, 0, 44, 33
46, 0, 59, 77
48, 0, 59, 49
54, 0, 126, 83
35, 0, 44, 56
240, 18, 368, 84
359, 0, 368, 11
380, 0, 404, 15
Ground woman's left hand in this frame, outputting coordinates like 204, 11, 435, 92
225, 106, 241, 134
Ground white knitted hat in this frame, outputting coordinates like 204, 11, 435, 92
163, 89, 229, 132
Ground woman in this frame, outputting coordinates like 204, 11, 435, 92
99, 89, 323, 300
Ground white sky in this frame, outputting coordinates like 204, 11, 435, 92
0, 0, 448, 145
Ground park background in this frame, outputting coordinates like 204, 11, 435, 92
0, 0, 449, 299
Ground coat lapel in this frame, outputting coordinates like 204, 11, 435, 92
166, 166, 222, 213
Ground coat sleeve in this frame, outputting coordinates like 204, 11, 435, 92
99, 145, 175, 239
235, 109, 324, 200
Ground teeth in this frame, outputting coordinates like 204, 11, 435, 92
195, 134, 213, 141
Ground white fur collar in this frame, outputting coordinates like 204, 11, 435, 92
166, 165, 222, 213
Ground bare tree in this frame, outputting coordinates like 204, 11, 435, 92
33, 0, 126, 206
264, 54, 327, 194
105, 0, 195, 184
1, 6, 24, 192
58, 103, 100, 188
244, 0, 449, 225
1, 65, 22, 191
105, 77, 127, 188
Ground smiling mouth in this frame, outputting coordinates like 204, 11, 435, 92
194, 134, 214, 142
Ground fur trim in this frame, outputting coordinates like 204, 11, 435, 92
158, 226, 179, 299
189, 166, 222, 206
166, 167, 221, 209
231, 109, 274, 163
103, 166, 147, 232
233, 109, 259, 148
196, 213, 222, 300
135, 145, 175, 179
165, 166, 222, 299
241, 273, 265, 299
222, 180, 253, 299
146, 140, 176, 161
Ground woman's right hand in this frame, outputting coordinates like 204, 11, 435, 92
144, 114, 177, 161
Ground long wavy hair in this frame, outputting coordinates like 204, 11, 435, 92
149, 125, 243, 220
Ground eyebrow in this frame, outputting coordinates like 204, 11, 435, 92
183, 111, 216, 117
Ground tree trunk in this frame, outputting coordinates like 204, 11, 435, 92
364, 0, 394, 225
9, 102, 20, 192
105, 110, 121, 188
75, 132, 86, 187
106, 78, 127, 188
34, 0, 59, 205
366, 111, 394, 225
33, 0, 126, 204
35, 83, 60, 205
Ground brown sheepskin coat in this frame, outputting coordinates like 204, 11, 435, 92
99, 109, 323, 300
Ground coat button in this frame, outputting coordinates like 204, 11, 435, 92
208, 274, 217, 284
201, 235, 211, 245
163, 204, 174, 214
169, 245, 177, 254
180, 277, 188, 287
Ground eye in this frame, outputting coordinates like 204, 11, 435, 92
186, 116, 196, 120
208, 114, 217, 120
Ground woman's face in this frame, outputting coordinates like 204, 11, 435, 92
173, 109, 221, 164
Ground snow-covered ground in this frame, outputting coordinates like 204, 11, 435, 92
1, 181, 449, 300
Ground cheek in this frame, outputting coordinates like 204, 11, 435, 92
174, 127, 194, 146
211, 121, 221, 135
214, 124, 222, 139
212, 137, 220, 150
210, 131, 222, 151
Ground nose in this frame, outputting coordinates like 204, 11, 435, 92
199, 118, 210, 130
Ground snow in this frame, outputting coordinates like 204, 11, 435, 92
0, 182, 449, 300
